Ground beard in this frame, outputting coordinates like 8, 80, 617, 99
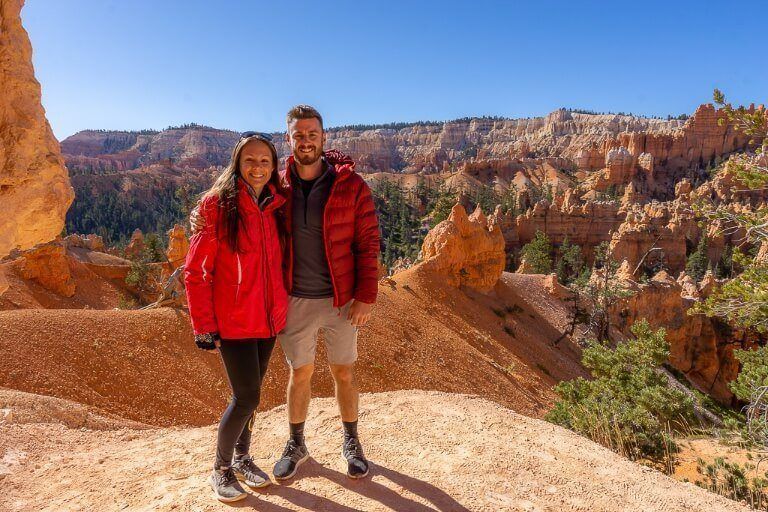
294, 145, 322, 165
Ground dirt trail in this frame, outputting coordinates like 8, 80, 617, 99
1, 390, 747, 512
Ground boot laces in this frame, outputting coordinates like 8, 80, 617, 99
215, 467, 237, 486
344, 436, 364, 459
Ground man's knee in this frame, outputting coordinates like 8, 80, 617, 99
330, 364, 355, 386
289, 363, 315, 385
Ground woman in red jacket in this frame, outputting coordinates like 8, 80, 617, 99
184, 132, 287, 503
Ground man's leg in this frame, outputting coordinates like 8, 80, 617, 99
329, 363, 358, 422
273, 364, 313, 480
287, 363, 315, 424
274, 296, 319, 480
323, 299, 368, 478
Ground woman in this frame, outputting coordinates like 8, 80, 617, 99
184, 132, 287, 503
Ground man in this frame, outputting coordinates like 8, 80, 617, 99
191, 105, 380, 480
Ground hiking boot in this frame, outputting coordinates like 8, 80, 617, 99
272, 439, 309, 480
232, 455, 271, 488
342, 436, 369, 479
209, 467, 247, 503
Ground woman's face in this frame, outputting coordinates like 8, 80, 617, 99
238, 140, 274, 191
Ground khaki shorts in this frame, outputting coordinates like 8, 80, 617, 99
278, 296, 358, 369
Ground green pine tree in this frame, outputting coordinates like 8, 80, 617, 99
686, 236, 710, 282
556, 237, 585, 285
520, 230, 553, 274
546, 319, 696, 462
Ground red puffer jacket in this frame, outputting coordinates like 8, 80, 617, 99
280, 150, 380, 307
184, 180, 288, 339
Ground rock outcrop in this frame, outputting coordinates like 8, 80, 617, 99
0, 0, 74, 258
64, 233, 106, 252
0, 235, 137, 310
505, 193, 624, 265
124, 229, 145, 260
421, 204, 506, 292
611, 268, 763, 405
18, 241, 76, 297
62, 126, 239, 173
165, 224, 188, 272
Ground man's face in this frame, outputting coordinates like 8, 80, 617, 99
286, 117, 325, 165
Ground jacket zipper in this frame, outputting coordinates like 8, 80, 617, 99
257, 207, 276, 337
322, 176, 344, 307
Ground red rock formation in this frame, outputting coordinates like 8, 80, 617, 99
0, 0, 74, 258
58, 107, 686, 182
504, 193, 624, 265
165, 224, 188, 272
124, 229, 145, 260
19, 241, 76, 297
574, 143, 604, 172
61, 127, 239, 172
421, 204, 506, 292
611, 269, 763, 405
597, 147, 635, 191
543, 273, 572, 299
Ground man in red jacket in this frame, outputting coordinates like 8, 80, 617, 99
272, 105, 379, 481
191, 105, 380, 480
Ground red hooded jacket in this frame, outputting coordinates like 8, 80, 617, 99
184, 179, 288, 339
280, 150, 380, 307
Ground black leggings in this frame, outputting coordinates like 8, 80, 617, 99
215, 337, 276, 469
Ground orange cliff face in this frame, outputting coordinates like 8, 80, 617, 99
0, 0, 74, 259
420, 203, 506, 293
59, 103, 753, 198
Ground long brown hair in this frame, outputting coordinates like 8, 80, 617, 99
203, 135, 280, 252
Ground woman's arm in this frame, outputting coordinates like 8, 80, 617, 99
184, 197, 220, 335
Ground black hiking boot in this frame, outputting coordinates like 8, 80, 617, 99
272, 439, 310, 480
342, 436, 369, 479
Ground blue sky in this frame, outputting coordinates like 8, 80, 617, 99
22, 0, 767, 140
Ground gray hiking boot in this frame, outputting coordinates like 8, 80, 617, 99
272, 439, 310, 480
342, 436, 369, 479
209, 467, 247, 503
232, 455, 271, 488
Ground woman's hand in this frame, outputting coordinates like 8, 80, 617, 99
195, 332, 221, 353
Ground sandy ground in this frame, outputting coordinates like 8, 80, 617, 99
674, 437, 768, 485
0, 390, 748, 512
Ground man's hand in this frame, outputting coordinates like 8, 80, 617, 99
189, 203, 206, 234
348, 300, 373, 327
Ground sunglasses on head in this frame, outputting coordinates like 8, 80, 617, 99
240, 131, 273, 142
